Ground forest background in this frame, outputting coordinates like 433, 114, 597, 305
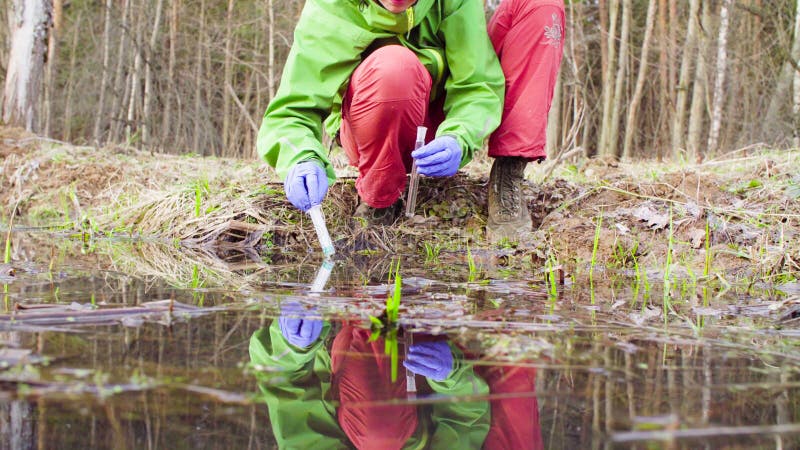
2, 0, 799, 163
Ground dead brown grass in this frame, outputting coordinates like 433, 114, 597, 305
2, 126, 799, 281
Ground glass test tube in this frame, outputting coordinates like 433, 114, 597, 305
307, 204, 335, 257
405, 126, 427, 218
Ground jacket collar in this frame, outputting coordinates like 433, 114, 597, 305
360, 0, 434, 34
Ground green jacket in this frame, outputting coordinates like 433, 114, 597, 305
257, 0, 505, 182
249, 322, 491, 449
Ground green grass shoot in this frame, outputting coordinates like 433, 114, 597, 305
589, 213, 603, 282
467, 245, 477, 282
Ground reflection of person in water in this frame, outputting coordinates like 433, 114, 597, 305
249, 309, 542, 449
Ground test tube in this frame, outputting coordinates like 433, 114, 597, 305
307, 204, 335, 257
405, 126, 427, 218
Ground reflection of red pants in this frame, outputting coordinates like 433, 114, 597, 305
340, 0, 565, 207
331, 326, 418, 450
478, 365, 543, 450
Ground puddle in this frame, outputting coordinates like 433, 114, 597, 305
1, 231, 799, 448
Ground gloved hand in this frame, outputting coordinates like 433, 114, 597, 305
284, 160, 329, 212
278, 303, 323, 348
403, 340, 454, 381
412, 135, 462, 177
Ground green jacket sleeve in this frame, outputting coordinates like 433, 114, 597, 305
256, 1, 366, 183
437, 0, 505, 167
249, 322, 349, 450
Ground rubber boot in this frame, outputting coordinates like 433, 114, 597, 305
487, 156, 532, 243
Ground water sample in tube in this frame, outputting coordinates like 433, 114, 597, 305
310, 259, 334, 294
307, 204, 335, 257
405, 126, 427, 218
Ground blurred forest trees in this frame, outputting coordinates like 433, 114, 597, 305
1, 0, 799, 161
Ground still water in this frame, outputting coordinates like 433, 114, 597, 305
0, 232, 799, 449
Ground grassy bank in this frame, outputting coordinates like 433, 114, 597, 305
2, 126, 799, 287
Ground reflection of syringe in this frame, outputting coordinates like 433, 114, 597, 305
307, 204, 335, 257
310, 258, 334, 294
405, 127, 427, 218
405, 331, 417, 398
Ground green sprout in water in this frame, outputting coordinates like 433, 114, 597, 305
369, 259, 403, 382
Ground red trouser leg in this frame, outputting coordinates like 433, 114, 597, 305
477, 365, 542, 450
488, 0, 565, 160
340, 45, 432, 208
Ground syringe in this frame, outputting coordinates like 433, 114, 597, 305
307, 204, 335, 257
405, 126, 427, 218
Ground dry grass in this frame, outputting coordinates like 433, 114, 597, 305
2, 126, 799, 282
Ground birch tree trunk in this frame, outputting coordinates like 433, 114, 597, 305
598, 0, 619, 157
707, 0, 732, 155
3, 0, 52, 131
622, 0, 657, 159
670, 0, 700, 159
687, 0, 709, 162
61, 12, 79, 142
92, 0, 113, 144
608, 0, 631, 158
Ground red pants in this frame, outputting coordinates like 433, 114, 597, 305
477, 365, 543, 450
340, 0, 565, 207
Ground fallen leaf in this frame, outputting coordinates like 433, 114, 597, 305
633, 205, 669, 230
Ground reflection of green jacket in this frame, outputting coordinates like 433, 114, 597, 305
249, 322, 490, 449
257, 0, 505, 182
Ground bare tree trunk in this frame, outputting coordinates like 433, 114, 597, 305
192, 0, 206, 154
92, 0, 113, 144
142, 0, 164, 149
670, 0, 700, 159
126, 0, 144, 144
42, 0, 60, 137
656, 0, 668, 159
61, 12, 79, 142
162, 0, 179, 151
608, 0, 631, 158
546, 71, 562, 156
268, 0, 275, 100
3, 0, 52, 131
598, 0, 619, 157
623, 0, 656, 159
109, 0, 131, 142
687, 0, 709, 162
222, 0, 235, 154
792, 0, 800, 148
707, 0, 732, 155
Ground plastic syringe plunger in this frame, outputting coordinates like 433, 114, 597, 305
307, 204, 335, 257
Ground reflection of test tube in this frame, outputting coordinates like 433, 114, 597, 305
405, 332, 417, 397
307, 204, 335, 257
310, 259, 334, 293
405, 126, 427, 218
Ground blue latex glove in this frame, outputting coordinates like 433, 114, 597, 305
403, 341, 454, 381
278, 303, 323, 348
411, 135, 462, 177
284, 160, 329, 212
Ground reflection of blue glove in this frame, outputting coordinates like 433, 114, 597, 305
284, 160, 329, 212
278, 303, 323, 348
412, 136, 462, 177
403, 341, 454, 381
